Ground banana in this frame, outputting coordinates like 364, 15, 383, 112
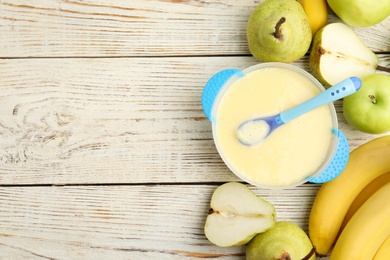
341, 171, 390, 231
309, 135, 390, 255
330, 183, 390, 259
298, 0, 328, 36
339, 172, 390, 259
374, 235, 390, 260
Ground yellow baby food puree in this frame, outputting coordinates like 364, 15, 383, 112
213, 66, 334, 187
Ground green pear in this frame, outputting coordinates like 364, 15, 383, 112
328, 0, 390, 27
309, 23, 378, 87
204, 182, 276, 247
343, 74, 390, 134
246, 221, 316, 260
247, 0, 312, 63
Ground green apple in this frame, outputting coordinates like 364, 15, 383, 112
247, 0, 312, 63
327, 0, 390, 27
343, 74, 390, 134
309, 23, 378, 87
246, 221, 316, 260
204, 182, 276, 247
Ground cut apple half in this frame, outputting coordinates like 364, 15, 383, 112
204, 182, 276, 247
309, 23, 378, 86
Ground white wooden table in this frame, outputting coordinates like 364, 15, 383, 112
0, 1, 389, 259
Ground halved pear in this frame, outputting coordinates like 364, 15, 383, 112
309, 23, 378, 87
204, 182, 276, 247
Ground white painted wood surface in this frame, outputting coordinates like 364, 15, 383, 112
0, 0, 389, 259
0, 185, 320, 259
0, 0, 389, 57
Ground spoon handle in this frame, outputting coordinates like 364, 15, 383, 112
280, 77, 362, 124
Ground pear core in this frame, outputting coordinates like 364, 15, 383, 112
204, 182, 276, 247
309, 23, 378, 86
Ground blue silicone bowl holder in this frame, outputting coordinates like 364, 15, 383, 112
201, 68, 349, 184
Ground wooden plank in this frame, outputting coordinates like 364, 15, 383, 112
0, 184, 321, 259
1, 56, 389, 185
0, 0, 389, 58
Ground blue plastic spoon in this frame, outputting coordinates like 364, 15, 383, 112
237, 77, 362, 146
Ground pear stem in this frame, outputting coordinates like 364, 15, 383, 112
369, 94, 377, 104
377, 65, 390, 73
273, 17, 286, 40
301, 246, 316, 260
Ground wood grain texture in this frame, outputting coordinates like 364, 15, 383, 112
1, 56, 389, 185
0, 184, 321, 259
0, 0, 389, 58
0, 0, 389, 259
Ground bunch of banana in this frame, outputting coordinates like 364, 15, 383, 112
341, 170, 390, 230
308, 135, 390, 258
331, 182, 390, 259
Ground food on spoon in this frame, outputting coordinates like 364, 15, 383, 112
246, 0, 312, 62
204, 182, 276, 247
309, 23, 378, 86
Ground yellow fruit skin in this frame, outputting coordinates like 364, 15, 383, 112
340, 171, 390, 231
330, 183, 390, 259
309, 135, 390, 255
374, 235, 390, 260
298, 0, 328, 36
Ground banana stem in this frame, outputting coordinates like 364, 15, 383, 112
273, 17, 286, 40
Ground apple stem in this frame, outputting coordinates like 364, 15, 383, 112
301, 246, 316, 260
369, 94, 377, 104
273, 17, 286, 40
